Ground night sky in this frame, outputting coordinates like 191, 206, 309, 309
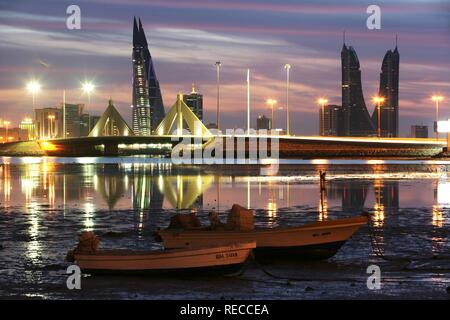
1, 0, 449, 135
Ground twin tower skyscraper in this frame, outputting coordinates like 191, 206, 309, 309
131, 17, 165, 136
341, 36, 400, 137
131, 17, 399, 137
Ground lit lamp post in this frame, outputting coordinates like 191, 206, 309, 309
48, 114, 55, 139
26, 80, 41, 111
372, 96, 385, 138
317, 98, 328, 136
4, 120, 10, 142
82, 81, 95, 109
432, 95, 444, 140
284, 64, 291, 135
215, 61, 221, 131
266, 99, 277, 131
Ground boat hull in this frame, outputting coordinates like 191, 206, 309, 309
158, 216, 367, 260
254, 240, 347, 260
74, 242, 255, 275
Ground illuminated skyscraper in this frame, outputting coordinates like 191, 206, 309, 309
341, 41, 375, 136
371, 45, 400, 137
183, 84, 203, 121
131, 17, 165, 135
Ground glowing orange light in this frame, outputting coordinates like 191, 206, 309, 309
40, 141, 57, 151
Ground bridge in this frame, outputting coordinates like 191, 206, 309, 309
1, 95, 448, 158
36, 134, 446, 158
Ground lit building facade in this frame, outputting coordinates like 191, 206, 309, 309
319, 105, 343, 136
131, 17, 165, 135
19, 118, 35, 140
411, 125, 428, 138
341, 42, 376, 136
183, 84, 203, 121
63, 103, 85, 138
0, 127, 28, 143
371, 46, 400, 137
35, 107, 63, 139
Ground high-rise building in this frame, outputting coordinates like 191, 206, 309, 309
62, 103, 84, 138
35, 107, 63, 139
80, 113, 91, 137
319, 105, 343, 136
371, 45, 400, 137
183, 84, 203, 121
19, 118, 35, 140
341, 41, 375, 136
131, 17, 165, 135
411, 125, 428, 138
256, 115, 271, 130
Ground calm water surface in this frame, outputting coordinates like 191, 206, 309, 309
0, 157, 449, 299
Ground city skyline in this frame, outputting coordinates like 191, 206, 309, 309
0, 1, 450, 136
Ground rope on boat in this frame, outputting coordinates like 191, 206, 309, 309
226, 252, 366, 283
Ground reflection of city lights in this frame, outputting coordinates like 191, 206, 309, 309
26, 202, 41, 264
267, 201, 277, 218
432, 205, 444, 228
319, 200, 328, 221
3, 164, 11, 203
84, 203, 95, 231
373, 203, 385, 227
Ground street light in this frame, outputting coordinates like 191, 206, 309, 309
432, 95, 444, 140
82, 81, 95, 106
372, 96, 385, 138
317, 98, 328, 136
266, 99, 277, 130
284, 64, 291, 135
26, 80, 41, 111
215, 61, 221, 131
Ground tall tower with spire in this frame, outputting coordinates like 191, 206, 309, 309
183, 83, 203, 120
131, 17, 165, 135
371, 37, 400, 137
341, 35, 376, 136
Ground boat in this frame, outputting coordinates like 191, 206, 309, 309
67, 232, 255, 275
157, 207, 368, 260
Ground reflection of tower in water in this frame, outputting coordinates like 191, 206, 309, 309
373, 179, 399, 227
1, 163, 11, 203
132, 164, 164, 210
341, 181, 369, 212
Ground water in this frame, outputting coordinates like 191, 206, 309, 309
0, 157, 449, 299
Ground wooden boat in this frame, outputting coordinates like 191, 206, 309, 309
158, 215, 368, 260
67, 232, 255, 274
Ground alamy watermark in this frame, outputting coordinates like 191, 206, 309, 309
66, 5, 81, 30
66, 265, 81, 290
366, 264, 381, 290
169, 125, 280, 173
366, 5, 381, 30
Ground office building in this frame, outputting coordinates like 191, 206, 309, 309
132, 17, 165, 135
372, 45, 400, 137
341, 41, 376, 136
35, 107, 63, 139
411, 125, 428, 138
183, 84, 203, 121
19, 118, 35, 140
319, 105, 343, 136
256, 115, 271, 130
